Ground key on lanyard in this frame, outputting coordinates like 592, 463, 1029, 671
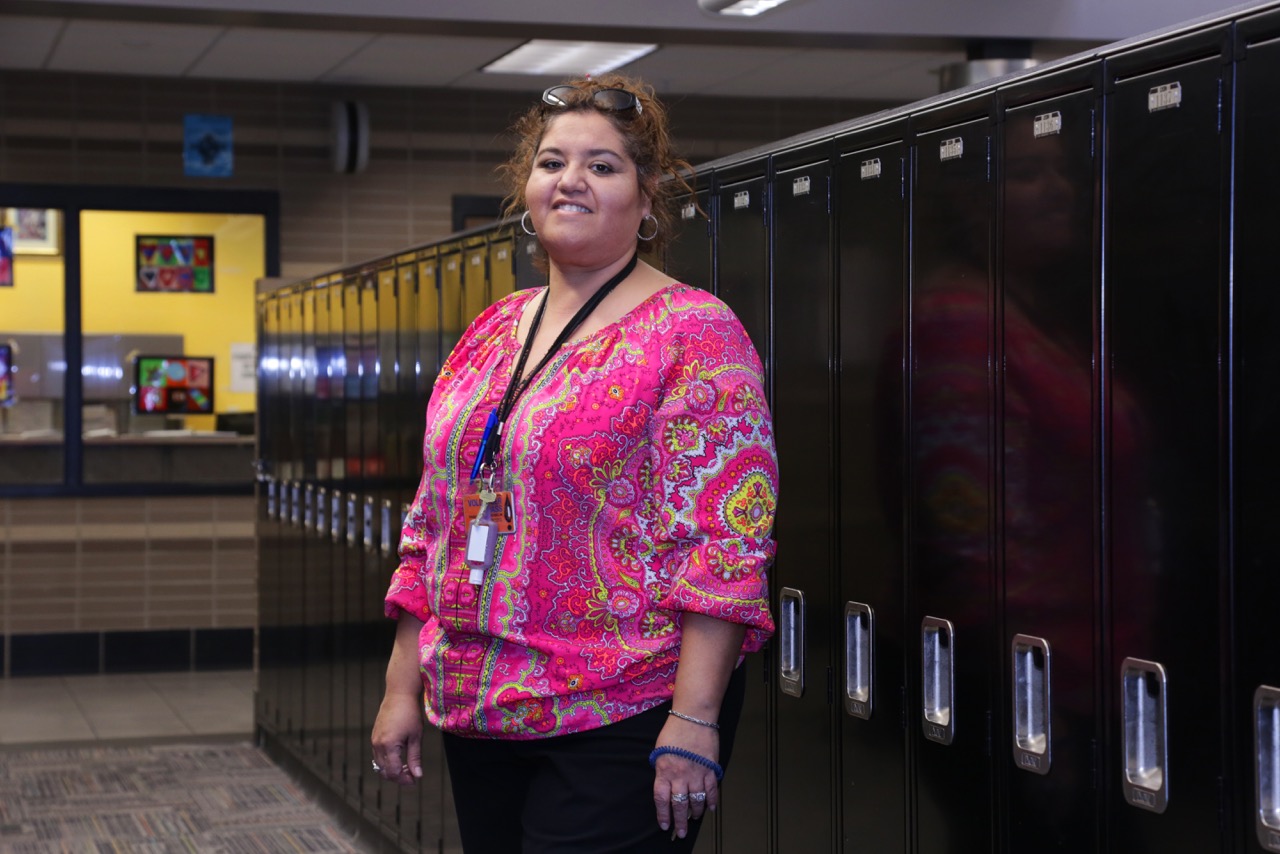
465, 485, 499, 585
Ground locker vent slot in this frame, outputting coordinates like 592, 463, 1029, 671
1121, 657, 1169, 813
1012, 634, 1051, 774
792, 176, 811, 196
779, 587, 806, 698
1148, 82, 1182, 113
733, 190, 751, 210
1033, 111, 1063, 138
844, 602, 874, 719
1256, 685, 1280, 851
922, 616, 955, 744
860, 158, 882, 180
681, 203, 697, 220
940, 137, 964, 161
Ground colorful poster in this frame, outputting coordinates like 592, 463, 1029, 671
136, 236, 215, 293
0, 226, 11, 287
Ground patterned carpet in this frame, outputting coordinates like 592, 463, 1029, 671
0, 741, 373, 853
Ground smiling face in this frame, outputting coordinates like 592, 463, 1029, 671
524, 111, 652, 273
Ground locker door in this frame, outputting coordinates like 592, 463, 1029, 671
256, 292, 284, 734
835, 133, 909, 854
463, 239, 489, 325
488, 234, 516, 304
326, 280, 349, 792
713, 166, 773, 854
301, 286, 328, 771
1102, 40, 1229, 852
1233, 17, 1280, 852
371, 264, 403, 835
909, 107, 997, 853
310, 283, 337, 784
998, 81, 1102, 852
416, 250, 441, 410
282, 289, 307, 749
514, 231, 545, 291
666, 189, 712, 289
341, 275, 365, 803
440, 245, 464, 361
771, 154, 838, 853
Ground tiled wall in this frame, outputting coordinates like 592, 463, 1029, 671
0, 495, 256, 676
0, 70, 892, 280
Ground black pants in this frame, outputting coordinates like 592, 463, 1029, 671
442, 665, 746, 854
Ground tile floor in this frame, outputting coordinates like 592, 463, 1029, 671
0, 669, 254, 745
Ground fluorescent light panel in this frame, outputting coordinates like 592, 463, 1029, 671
700, 0, 792, 15
482, 40, 657, 76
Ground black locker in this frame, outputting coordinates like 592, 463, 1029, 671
1232, 13, 1280, 852
310, 280, 338, 786
301, 285, 329, 771
341, 274, 365, 804
996, 70, 1103, 852
770, 146, 839, 854
256, 292, 284, 734
514, 231, 544, 291
281, 288, 307, 748
666, 187, 713, 289
713, 163, 774, 854
908, 98, 998, 854
325, 276, 350, 792
834, 126, 910, 854
1102, 30, 1230, 852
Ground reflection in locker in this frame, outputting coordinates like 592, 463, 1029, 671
909, 98, 997, 853
835, 124, 910, 853
771, 143, 838, 854
1102, 29, 1229, 852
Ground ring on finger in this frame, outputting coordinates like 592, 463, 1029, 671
690, 792, 707, 803
671, 793, 689, 804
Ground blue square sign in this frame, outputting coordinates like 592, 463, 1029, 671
184, 114, 233, 178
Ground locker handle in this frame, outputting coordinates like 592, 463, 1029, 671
778, 587, 805, 698
331, 490, 343, 543
380, 499, 395, 558
266, 478, 277, 519
315, 487, 328, 538
304, 484, 315, 532
363, 496, 376, 553
346, 493, 359, 547
844, 602, 874, 719
1011, 634, 1051, 775
290, 481, 302, 527
922, 616, 955, 745
1121, 657, 1169, 813
1256, 685, 1280, 851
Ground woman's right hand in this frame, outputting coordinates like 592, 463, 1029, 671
371, 691, 425, 785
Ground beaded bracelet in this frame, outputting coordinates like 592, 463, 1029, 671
668, 709, 720, 730
649, 746, 725, 781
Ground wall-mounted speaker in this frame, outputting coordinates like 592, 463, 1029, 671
330, 101, 369, 174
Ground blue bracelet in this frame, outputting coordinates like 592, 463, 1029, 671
649, 746, 724, 781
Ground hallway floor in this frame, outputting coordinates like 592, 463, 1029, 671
0, 669, 253, 745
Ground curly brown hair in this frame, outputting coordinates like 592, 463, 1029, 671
497, 73, 695, 264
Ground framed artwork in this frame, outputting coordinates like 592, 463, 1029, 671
136, 235, 215, 292
4, 208, 61, 255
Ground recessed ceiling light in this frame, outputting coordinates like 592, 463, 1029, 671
481, 40, 657, 76
698, 0, 793, 16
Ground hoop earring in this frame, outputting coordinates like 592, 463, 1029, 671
637, 214, 658, 242
521, 211, 536, 236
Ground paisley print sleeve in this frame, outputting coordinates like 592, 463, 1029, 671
648, 301, 778, 652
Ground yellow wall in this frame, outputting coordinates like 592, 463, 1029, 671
81, 211, 264, 421
0, 252, 65, 332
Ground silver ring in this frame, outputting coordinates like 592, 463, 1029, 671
671, 793, 689, 804
690, 792, 707, 802
371, 760, 382, 773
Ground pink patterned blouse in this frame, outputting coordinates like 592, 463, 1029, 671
385, 282, 777, 739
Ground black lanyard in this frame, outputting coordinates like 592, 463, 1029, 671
470, 252, 638, 480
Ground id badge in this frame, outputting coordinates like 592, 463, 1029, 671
460, 491, 515, 533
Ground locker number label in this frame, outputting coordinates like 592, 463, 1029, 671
734, 190, 751, 210
792, 176, 811, 197
940, 137, 964, 161
860, 158, 882, 180
1033, 111, 1062, 138
1148, 82, 1182, 113
681, 203, 697, 220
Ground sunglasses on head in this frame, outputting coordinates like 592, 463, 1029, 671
541, 85, 643, 116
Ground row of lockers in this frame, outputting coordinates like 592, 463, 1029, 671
256, 3, 1280, 852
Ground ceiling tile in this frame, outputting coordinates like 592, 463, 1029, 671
188, 28, 378, 81
48, 19, 222, 76
0, 16, 65, 70
323, 34, 522, 87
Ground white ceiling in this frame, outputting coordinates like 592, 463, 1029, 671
0, 0, 1254, 103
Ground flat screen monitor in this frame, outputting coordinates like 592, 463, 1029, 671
133, 355, 214, 415
0, 344, 13, 406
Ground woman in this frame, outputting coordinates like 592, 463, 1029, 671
370, 74, 777, 852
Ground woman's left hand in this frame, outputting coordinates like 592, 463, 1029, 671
652, 715, 720, 840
